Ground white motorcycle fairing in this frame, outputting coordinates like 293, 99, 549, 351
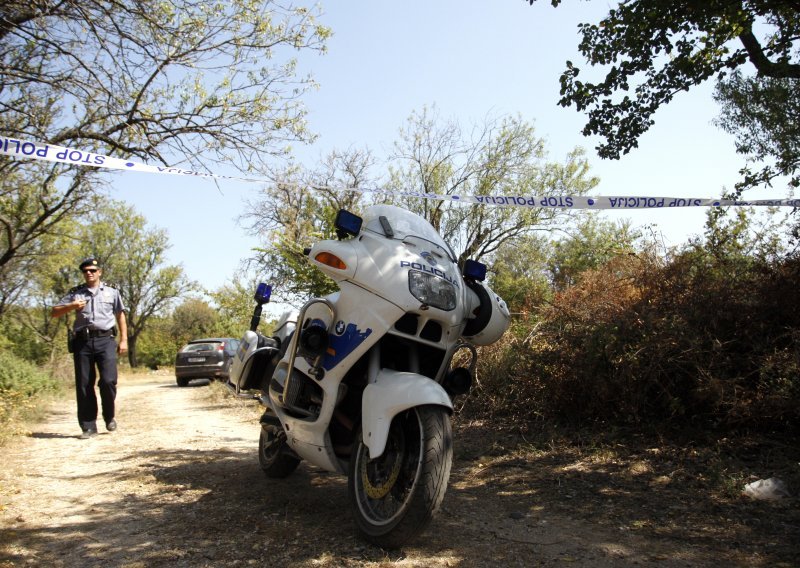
266, 286, 406, 473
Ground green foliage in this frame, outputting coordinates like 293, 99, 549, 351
0, 162, 98, 321
696, 204, 789, 263
0, 350, 61, 434
262, 230, 340, 300
524, 0, 800, 185
714, 71, 800, 190
2, 0, 329, 167
135, 316, 182, 369
548, 215, 641, 290
135, 280, 265, 368
387, 108, 598, 266
170, 299, 219, 342
0, 305, 55, 364
0, 351, 58, 396
490, 234, 552, 315
472, 208, 799, 434
1, 0, 329, 323
0, 196, 193, 368
244, 149, 373, 303
488, 215, 642, 315
69, 198, 195, 367
246, 109, 599, 301
208, 278, 266, 337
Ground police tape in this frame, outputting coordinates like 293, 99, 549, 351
3, 136, 799, 210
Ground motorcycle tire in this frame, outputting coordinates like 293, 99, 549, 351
348, 405, 453, 549
258, 423, 300, 478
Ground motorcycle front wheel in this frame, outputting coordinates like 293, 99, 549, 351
259, 423, 300, 478
348, 405, 452, 548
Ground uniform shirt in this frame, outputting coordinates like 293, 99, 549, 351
56, 282, 126, 332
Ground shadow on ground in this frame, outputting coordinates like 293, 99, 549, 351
2, 422, 798, 567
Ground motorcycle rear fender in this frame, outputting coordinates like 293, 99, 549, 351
361, 369, 453, 458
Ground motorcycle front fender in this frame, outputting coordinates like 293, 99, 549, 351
361, 369, 453, 458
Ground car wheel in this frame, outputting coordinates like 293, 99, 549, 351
176, 377, 189, 387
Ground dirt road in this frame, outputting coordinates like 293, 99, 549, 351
0, 373, 795, 567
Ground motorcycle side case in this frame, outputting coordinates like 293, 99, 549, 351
240, 345, 281, 392
230, 312, 298, 393
272, 310, 299, 342
230, 330, 279, 393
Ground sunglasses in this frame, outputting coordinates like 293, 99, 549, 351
82, 268, 99, 274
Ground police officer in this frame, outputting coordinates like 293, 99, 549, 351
52, 258, 128, 439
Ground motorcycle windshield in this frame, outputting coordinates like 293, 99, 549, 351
362, 205, 457, 261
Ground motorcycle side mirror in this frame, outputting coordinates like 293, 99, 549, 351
334, 209, 362, 239
254, 283, 272, 305
462, 259, 487, 282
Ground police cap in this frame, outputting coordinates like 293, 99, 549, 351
79, 257, 100, 270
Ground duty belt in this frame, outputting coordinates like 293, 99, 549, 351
75, 328, 115, 339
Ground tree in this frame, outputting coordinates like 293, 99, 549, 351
74, 200, 195, 367
0, 0, 330, 316
547, 215, 641, 290
524, 0, 800, 180
489, 234, 553, 315
242, 148, 379, 303
244, 110, 599, 302
386, 108, 598, 267
5, 213, 93, 361
133, 316, 178, 370
0, 164, 95, 319
691, 204, 790, 263
489, 215, 642, 315
208, 278, 265, 337
714, 71, 800, 191
170, 299, 219, 345
1, 197, 194, 365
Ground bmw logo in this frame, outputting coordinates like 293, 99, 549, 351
420, 251, 437, 266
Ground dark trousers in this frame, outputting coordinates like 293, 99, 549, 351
73, 335, 118, 431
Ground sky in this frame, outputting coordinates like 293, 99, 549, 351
112, 1, 778, 294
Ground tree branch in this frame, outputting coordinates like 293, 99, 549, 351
738, 29, 800, 79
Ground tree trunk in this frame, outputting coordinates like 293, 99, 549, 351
127, 333, 139, 368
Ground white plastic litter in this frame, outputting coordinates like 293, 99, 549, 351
743, 477, 791, 500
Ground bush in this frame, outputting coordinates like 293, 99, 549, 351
0, 351, 63, 440
0, 351, 58, 396
471, 250, 800, 434
0, 312, 54, 365
135, 317, 183, 368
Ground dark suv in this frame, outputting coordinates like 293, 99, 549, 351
175, 337, 240, 387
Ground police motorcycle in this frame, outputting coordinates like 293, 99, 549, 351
229, 204, 510, 548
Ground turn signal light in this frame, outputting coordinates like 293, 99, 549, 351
315, 251, 347, 270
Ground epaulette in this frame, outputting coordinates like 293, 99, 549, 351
102, 282, 119, 290
69, 284, 88, 293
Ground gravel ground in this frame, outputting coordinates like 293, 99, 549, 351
0, 372, 796, 567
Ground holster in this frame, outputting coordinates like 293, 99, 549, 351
67, 329, 75, 353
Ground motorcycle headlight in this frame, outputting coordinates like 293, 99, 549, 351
408, 270, 457, 311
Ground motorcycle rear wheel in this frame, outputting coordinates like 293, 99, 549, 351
258, 423, 300, 478
348, 405, 452, 549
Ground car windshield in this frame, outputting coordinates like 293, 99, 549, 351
182, 342, 219, 353
362, 205, 456, 261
